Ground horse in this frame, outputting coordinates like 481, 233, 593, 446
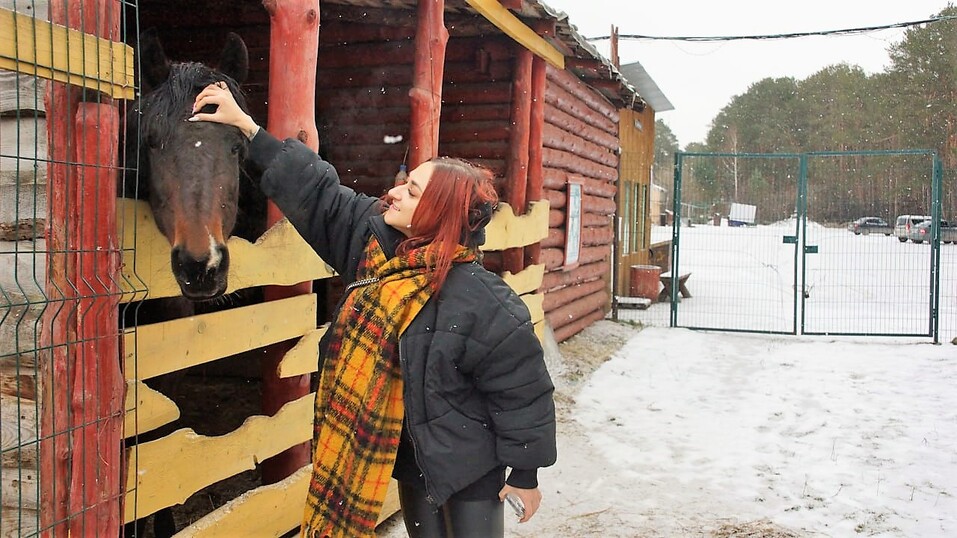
121, 30, 266, 537
123, 28, 261, 301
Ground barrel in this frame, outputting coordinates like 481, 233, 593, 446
629, 264, 661, 300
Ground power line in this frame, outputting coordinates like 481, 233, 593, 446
586, 15, 957, 42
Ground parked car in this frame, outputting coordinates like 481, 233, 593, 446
908, 220, 957, 244
894, 214, 931, 242
848, 217, 892, 236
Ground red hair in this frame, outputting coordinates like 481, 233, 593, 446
396, 157, 498, 291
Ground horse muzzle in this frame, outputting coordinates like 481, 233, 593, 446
170, 244, 230, 301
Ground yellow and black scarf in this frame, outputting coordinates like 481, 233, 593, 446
302, 237, 475, 538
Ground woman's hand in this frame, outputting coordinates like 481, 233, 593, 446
499, 485, 542, 523
189, 82, 260, 140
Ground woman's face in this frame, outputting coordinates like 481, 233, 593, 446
384, 162, 433, 236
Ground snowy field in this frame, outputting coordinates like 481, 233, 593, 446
571, 327, 956, 537
620, 221, 956, 342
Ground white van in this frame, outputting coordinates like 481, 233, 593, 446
895, 215, 930, 242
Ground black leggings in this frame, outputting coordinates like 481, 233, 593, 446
397, 482, 504, 538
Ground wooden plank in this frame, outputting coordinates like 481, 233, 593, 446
0, 464, 37, 510
0, 507, 37, 537
116, 199, 336, 302
277, 325, 328, 379
0, 117, 47, 187
123, 294, 318, 382
520, 292, 545, 326
0, 7, 134, 99
464, 0, 564, 69
175, 466, 399, 537
1, 397, 36, 451
123, 392, 313, 523
0, 355, 36, 401
1, 445, 37, 470
501, 263, 544, 296
124, 380, 180, 438
0, 1, 47, 113
481, 200, 550, 252
174, 465, 310, 537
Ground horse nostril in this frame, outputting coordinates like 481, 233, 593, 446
170, 245, 230, 299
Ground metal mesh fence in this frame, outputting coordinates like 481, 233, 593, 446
2, 0, 136, 536
617, 150, 953, 343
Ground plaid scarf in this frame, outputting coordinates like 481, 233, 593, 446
302, 237, 476, 538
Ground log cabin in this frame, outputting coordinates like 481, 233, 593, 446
0, 0, 669, 535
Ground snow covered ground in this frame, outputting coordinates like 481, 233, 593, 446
621, 222, 956, 342
377, 221, 956, 537
568, 327, 956, 537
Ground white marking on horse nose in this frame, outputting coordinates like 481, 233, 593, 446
195, 140, 202, 147
207, 234, 221, 270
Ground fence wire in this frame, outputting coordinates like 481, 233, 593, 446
618, 150, 953, 343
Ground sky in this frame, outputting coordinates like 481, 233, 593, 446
542, 0, 954, 147
377, 220, 957, 536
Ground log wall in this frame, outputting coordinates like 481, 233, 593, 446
1, 1, 47, 535
315, 20, 417, 197
541, 65, 620, 342
438, 36, 515, 179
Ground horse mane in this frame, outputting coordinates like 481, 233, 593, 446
138, 62, 249, 148
123, 61, 252, 200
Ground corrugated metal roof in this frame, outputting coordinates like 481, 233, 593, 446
618, 61, 674, 112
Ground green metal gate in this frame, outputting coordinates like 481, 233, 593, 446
669, 149, 945, 342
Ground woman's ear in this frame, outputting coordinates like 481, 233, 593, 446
468, 201, 496, 230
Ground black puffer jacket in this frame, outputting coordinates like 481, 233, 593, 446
248, 132, 557, 506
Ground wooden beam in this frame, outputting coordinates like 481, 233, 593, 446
124, 381, 180, 438
481, 200, 550, 251
408, 0, 449, 169
123, 294, 318, 382
504, 46, 533, 274
117, 199, 336, 302
123, 393, 313, 523
581, 78, 623, 92
71, 101, 125, 538
524, 54, 546, 269
465, 0, 564, 69
174, 467, 400, 537
0, 7, 134, 99
565, 57, 606, 71
500, 263, 545, 296
277, 326, 328, 378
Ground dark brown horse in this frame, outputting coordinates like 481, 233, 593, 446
124, 29, 256, 301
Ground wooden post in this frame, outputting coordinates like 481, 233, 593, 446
524, 54, 546, 269
408, 0, 448, 169
503, 46, 532, 274
70, 102, 123, 537
41, 1, 122, 535
260, 0, 320, 484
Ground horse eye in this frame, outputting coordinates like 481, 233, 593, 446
231, 143, 242, 155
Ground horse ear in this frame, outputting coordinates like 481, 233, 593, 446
138, 28, 171, 91
218, 32, 249, 84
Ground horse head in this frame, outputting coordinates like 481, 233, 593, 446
127, 29, 251, 301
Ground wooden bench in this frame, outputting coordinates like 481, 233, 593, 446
658, 271, 692, 302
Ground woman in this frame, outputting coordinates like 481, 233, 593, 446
190, 83, 557, 538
